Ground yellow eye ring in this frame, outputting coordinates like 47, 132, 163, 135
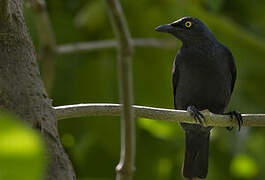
185, 21, 192, 28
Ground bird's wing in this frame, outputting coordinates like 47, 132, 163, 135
172, 55, 180, 108
226, 49, 237, 94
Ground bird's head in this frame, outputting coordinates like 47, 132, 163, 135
155, 17, 215, 43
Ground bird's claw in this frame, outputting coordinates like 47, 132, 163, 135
187, 105, 205, 126
225, 111, 243, 131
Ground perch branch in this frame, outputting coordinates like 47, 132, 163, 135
54, 103, 265, 127
56, 38, 177, 54
106, 0, 135, 180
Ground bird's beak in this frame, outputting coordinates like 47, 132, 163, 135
155, 24, 173, 33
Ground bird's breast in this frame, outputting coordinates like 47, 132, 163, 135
175, 60, 231, 113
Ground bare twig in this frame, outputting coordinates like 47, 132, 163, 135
133, 38, 177, 48
105, 0, 135, 179
56, 38, 177, 54
57, 40, 117, 54
54, 103, 265, 127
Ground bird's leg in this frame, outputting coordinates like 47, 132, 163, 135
225, 111, 235, 131
224, 111, 243, 131
187, 105, 205, 126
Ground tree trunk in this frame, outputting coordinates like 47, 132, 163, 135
0, 0, 76, 179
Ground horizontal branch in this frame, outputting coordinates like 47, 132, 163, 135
56, 38, 177, 54
54, 103, 265, 127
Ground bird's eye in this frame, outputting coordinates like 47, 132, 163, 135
185, 21, 192, 28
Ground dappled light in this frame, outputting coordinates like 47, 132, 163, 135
17, 0, 265, 179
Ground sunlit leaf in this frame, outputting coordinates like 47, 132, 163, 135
0, 113, 45, 180
230, 153, 258, 178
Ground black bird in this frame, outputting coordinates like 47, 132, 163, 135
155, 17, 242, 179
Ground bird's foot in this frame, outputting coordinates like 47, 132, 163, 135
224, 111, 243, 131
187, 105, 205, 126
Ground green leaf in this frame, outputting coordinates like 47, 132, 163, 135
230, 153, 258, 178
0, 113, 45, 180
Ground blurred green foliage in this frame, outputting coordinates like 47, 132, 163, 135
24, 0, 265, 179
230, 153, 258, 178
138, 118, 179, 139
0, 113, 45, 180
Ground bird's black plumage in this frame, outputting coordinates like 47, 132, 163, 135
156, 17, 242, 179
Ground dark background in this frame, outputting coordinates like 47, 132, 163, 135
24, 0, 265, 179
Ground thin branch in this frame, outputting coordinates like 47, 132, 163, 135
133, 38, 177, 48
105, 0, 135, 180
56, 38, 177, 54
0, 0, 11, 22
57, 40, 117, 54
54, 103, 265, 127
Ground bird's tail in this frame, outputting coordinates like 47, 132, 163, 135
182, 129, 210, 179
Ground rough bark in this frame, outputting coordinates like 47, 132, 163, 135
0, 0, 76, 179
